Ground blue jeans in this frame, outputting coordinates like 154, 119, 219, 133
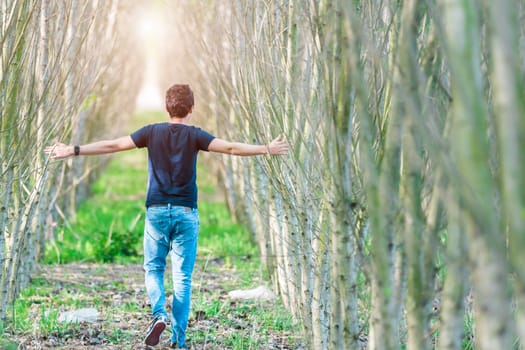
143, 204, 199, 347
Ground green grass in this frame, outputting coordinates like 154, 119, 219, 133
189, 298, 297, 348
198, 200, 259, 269
5, 276, 87, 336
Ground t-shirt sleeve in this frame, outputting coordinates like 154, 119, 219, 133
195, 128, 216, 151
130, 125, 152, 148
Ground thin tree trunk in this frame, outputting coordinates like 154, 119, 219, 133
368, 107, 402, 350
268, 192, 292, 310
327, 7, 359, 344
338, 4, 392, 348
30, 0, 50, 277
311, 214, 329, 350
439, 0, 516, 348
482, 0, 525, 341
0, 166, 14, 322
65, 0, 80, 216
396, 1, 436, 348
438, 189, 468, 350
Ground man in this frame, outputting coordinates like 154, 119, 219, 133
45, 84, 288, 349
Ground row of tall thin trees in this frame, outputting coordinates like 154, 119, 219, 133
161, 0, 525, 349
0, 0, 141, 323
2, 0, 523, 348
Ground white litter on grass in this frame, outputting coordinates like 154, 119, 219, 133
58, 308, 99, 323
228, 285, 276, 301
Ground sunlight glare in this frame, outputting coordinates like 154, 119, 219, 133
137, 14, 161, 40
133, 7, 166, 111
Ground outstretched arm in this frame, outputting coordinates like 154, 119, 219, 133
44, 136, 136, 159
208, 135, 288, 156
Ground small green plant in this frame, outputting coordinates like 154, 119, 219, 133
0, 339, 18, 350
38, 308, 74, 336
462, 311, 476, 350
106, 328, 133, 344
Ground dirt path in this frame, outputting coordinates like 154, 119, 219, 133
12, 262, 303, 350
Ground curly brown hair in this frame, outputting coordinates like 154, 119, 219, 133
166, 84, 194, 118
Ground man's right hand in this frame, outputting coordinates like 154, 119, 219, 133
267, 135, 288, 155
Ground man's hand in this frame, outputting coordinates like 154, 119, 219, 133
44, 142, 74, 159
267, 135, 288, 155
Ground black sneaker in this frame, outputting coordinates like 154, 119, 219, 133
170, 342, 188, 349
144, 316, 167, 346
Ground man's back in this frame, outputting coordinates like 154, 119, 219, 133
131, 122, 215, 209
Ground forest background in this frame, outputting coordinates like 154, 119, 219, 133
1, 1, 525, 349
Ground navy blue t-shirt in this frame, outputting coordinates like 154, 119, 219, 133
130, 123, 215, 208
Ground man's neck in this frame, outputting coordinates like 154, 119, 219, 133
169, 115, 190, 124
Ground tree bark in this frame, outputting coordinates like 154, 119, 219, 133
482, 0, 525, 341
439, 0, 516, 348
438, 190, 468, 350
